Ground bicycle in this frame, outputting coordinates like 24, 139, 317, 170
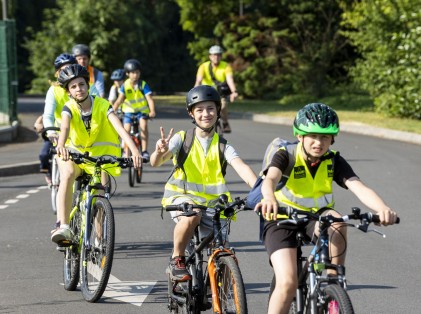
267, 206, 400, 314
125, 114, 144, 187
164, 195, 251, 314
53, 149, 132, 302
41, 127, 61, 214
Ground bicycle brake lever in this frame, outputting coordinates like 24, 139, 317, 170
356, 224, 386, 238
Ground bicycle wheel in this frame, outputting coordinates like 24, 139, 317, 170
80, 198, 115, 302
320, 284, 354, 314
50, 156, 60, 214
63, 210, 81, 291
214, 256, 248, 314
136, 166, 143, 183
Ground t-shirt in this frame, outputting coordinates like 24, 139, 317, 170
268, 149, 358, 189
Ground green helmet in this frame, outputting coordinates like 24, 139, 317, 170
293, 103, 339, 136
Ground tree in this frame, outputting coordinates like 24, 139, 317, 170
341, 0, 421, 119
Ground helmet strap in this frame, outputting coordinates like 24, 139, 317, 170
191, 118, 215, 133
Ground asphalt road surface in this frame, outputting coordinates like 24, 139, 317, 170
1, 107, 420, 313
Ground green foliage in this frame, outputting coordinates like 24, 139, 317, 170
23, 0, 195, 94
341, 0, 421, 119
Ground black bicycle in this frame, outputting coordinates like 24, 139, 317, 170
165, 195, 252, 314
54, 150, 132, 302
126, 115, 143, 187
268, 207, 400, 314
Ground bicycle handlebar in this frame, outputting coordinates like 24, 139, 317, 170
41, 127, 60, 142
164, 195, 253, 218
50, 149, 133, 168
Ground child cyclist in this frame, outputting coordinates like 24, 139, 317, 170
112, 59, 156, 162
108, 68, 125, 107
51, 64, 142, 244
150, 85, 257, 281
255, 103, 398, 314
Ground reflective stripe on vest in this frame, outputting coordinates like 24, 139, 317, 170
162, 131, 231, 207
121, 79, 149, 113
274, 142, 335, 214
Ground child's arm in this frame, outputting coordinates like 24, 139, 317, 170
112, 93, 125, 112
150, 127, 174, 167
345, 177, 398, 225
145, 94, 156, 118
33, 115, 43, 133
230, 157, 257, 188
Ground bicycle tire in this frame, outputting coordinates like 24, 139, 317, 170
80, 198, 115, 302
268, 275, 297, 314
319, 284, 354, 314
215, 256, 248, 314
50, 157, 60, 214
136, 166, 143, 183
63, 210, 81, 291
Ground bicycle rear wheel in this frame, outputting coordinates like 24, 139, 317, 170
63, 210, 81, 291
320, 284, 354, 314
214, 256, 248, 314
136, 166, 143, 183
80, 198, 115, 302
50, 156, 60, 214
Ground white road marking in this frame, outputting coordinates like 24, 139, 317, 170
5, 199, 18, 204
38, 186, 48, 190
16, 194, 29, 199
0, 205, 8, 209
26, 189, 40, 194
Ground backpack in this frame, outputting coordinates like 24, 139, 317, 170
246, 138, 297, 209
175, 128, 227, 176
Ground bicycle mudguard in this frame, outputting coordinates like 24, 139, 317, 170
207, 248, 237, 313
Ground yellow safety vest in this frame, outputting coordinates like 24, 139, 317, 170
162, 131, 232, 208
274, 142, 335, 217
52, 85, 69, 126
66, 97, 121, 176
121, 79, 150, 114
199, 61, 232, 87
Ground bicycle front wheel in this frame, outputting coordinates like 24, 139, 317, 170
63, 210, 81, 291
320, 284, 354, 314
214, 256, 248, 314
80, 198, 115, 302
50, 157, 60, 214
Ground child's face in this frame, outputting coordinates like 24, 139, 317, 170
127, 70, 140, 83
67, 77, 89, 101
190, 101, 218, 129
298, 134, 333, 159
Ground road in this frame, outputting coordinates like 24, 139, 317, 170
0, 103, 420, 313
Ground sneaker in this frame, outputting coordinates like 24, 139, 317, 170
141, 150, 150, 163
45, 175, 52, 188
51, 225, 73, 244
168, 256, 191, 282
222, 122, 231, 133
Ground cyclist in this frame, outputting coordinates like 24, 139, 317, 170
108, 69, 125, 106
40, 53, 78, 185
255, 103, 398, 314
51, 64, 142, 244
72, 44, 104, 98
150, 85, 256, 281
194, 45, 239, 133
112, 59, 156, 162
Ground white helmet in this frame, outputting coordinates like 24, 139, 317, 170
209, 45, 223, 55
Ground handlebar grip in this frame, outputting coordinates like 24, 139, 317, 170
165, 205, 182, 212
41, 127, 60, 142
369, 213, 400, 224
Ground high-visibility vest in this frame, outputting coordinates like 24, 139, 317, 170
121, 79, 149, 114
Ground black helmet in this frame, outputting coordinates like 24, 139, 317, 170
54, 53, 76, 70
58, 64, 90, 89
186, 85, 221, 113
72, 44, 91, 58
124, 59, 141, 72
293, 103, 340, 136
110, 69, 125, 81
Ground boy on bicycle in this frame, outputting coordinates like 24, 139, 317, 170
256, 103, 398, 314
112, 59, 156, 162
150, 85, 256, 281
51, 64, 142, 244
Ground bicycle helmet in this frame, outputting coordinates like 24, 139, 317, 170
72, 44, 91, 57
124, 59, 141, 72
54, 53, 76, 70
58, 64, 90, 89
209, 45, 224, 55
110, 69, 125, 81
186, 85, 221, 114
293, 103, 340, 136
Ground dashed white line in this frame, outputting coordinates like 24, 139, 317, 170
5, 199, 18, 204
0, 205, 8, 209
26, 189, 40, 194
16, 194, 29, 199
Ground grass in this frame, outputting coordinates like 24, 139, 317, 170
154, 94, 421, 134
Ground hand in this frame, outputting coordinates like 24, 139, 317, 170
377, 208, 398, 226
48, 132, 58, 145
56, 145, 69, 161
149, 111, 156, 119
33, 123, 43, 133
255, 196, 278, 221
156, 126, 174, 154
230, 91, 238, 103
130, 150, 142, 169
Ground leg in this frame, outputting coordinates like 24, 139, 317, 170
268, 248, 298, 314
39, 141, 52, 173
220, 97, 231, 133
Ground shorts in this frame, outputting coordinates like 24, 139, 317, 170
169, 197, 229, 244
123, 112, 149, 124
